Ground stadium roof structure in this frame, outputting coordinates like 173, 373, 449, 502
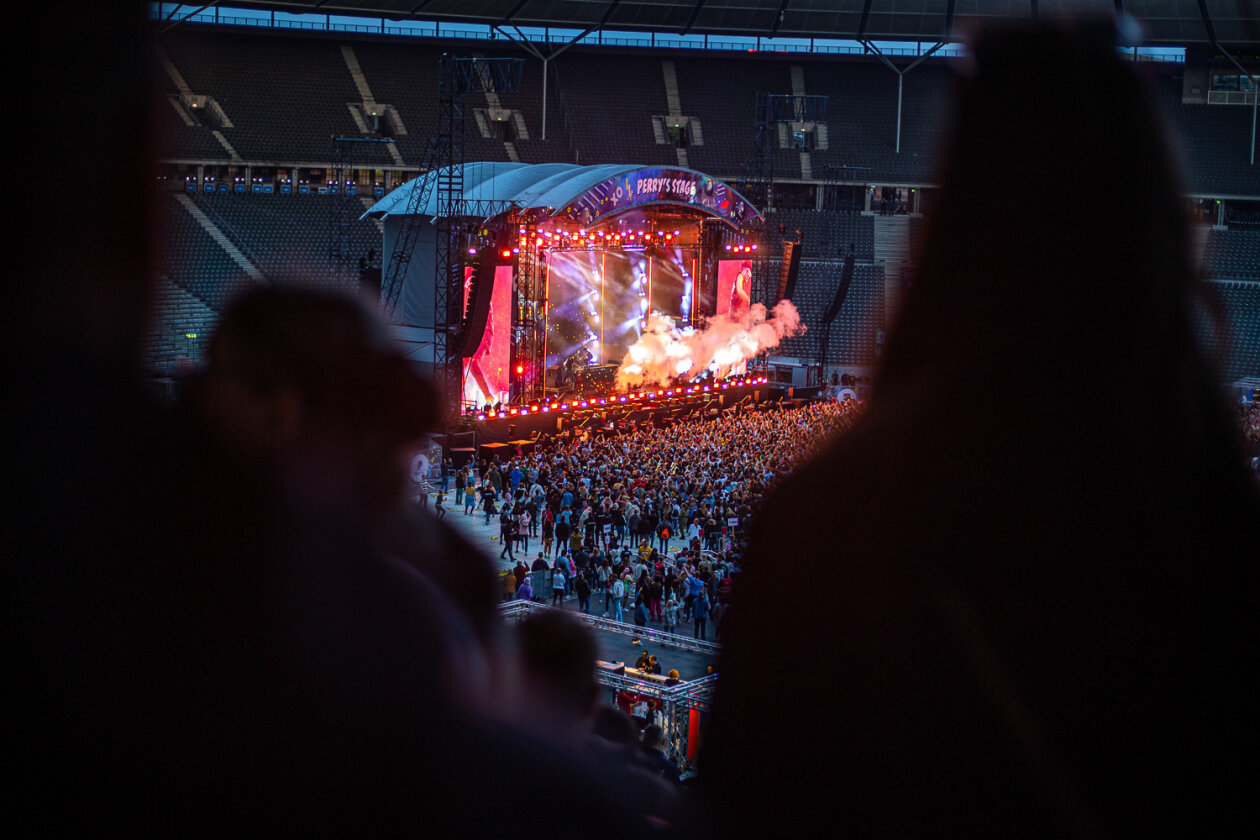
214, 1, 1259, 47
363, 162, 764, 228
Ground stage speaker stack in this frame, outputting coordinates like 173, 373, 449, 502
776, 239, 802, 303
456, 249, 501, 357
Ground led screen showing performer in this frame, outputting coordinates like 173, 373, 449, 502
546, 249, 694, 384
716, 259, 752, 319
462, 264, 513, 408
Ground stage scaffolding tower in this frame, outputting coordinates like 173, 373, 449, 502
741, 93, 829, 318
510, 210, 547, 406
379, 55, 522, 419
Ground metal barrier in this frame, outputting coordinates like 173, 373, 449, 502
500, 598, 721, 656
499, 599, 718, 770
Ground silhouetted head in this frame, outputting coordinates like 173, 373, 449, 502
189, 286, 438, 510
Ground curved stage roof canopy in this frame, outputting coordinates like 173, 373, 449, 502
362, 163, 764, 230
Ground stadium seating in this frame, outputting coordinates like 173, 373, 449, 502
1151, 71, 1260, 198
154, 191, 257, 310
766, 210, 875, 261
162, 30, 396, 168
774, 259, 885, 366
188, 192, 380, 285
551, 50, 678, 168
1192, 281, 1260, 382
1201, 228, 1260, 280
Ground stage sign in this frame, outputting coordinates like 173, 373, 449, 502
561, 168, 760, 229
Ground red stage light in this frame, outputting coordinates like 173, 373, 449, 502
530, 405, 539, 412
509, 408, 519, 416
550, 403, 558, 409
501, 250, 511, 258
516, 364, 524, 374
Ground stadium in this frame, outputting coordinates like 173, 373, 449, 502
14, 1, 1260, 835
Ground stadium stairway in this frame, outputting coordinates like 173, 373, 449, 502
873, 214, 911, 325
175, 194, 264, 283
340, 45, 407, 168
143, 275, 220, 377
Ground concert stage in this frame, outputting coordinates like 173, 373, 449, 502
364, 163, 772, 418
451, 375, 779, 448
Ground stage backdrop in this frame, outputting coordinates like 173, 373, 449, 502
546, 249, 696, 369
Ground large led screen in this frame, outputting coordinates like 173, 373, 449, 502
462, 264, 513, 408
716, 259, 752, 319
546, 249, 695, 372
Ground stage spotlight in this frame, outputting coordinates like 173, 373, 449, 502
501, 250, 511, 258
477, 414, 486, 420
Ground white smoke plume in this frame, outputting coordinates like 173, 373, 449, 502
614, 300, 805, 391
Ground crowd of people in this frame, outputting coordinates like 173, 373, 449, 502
448, 400, 861, 638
